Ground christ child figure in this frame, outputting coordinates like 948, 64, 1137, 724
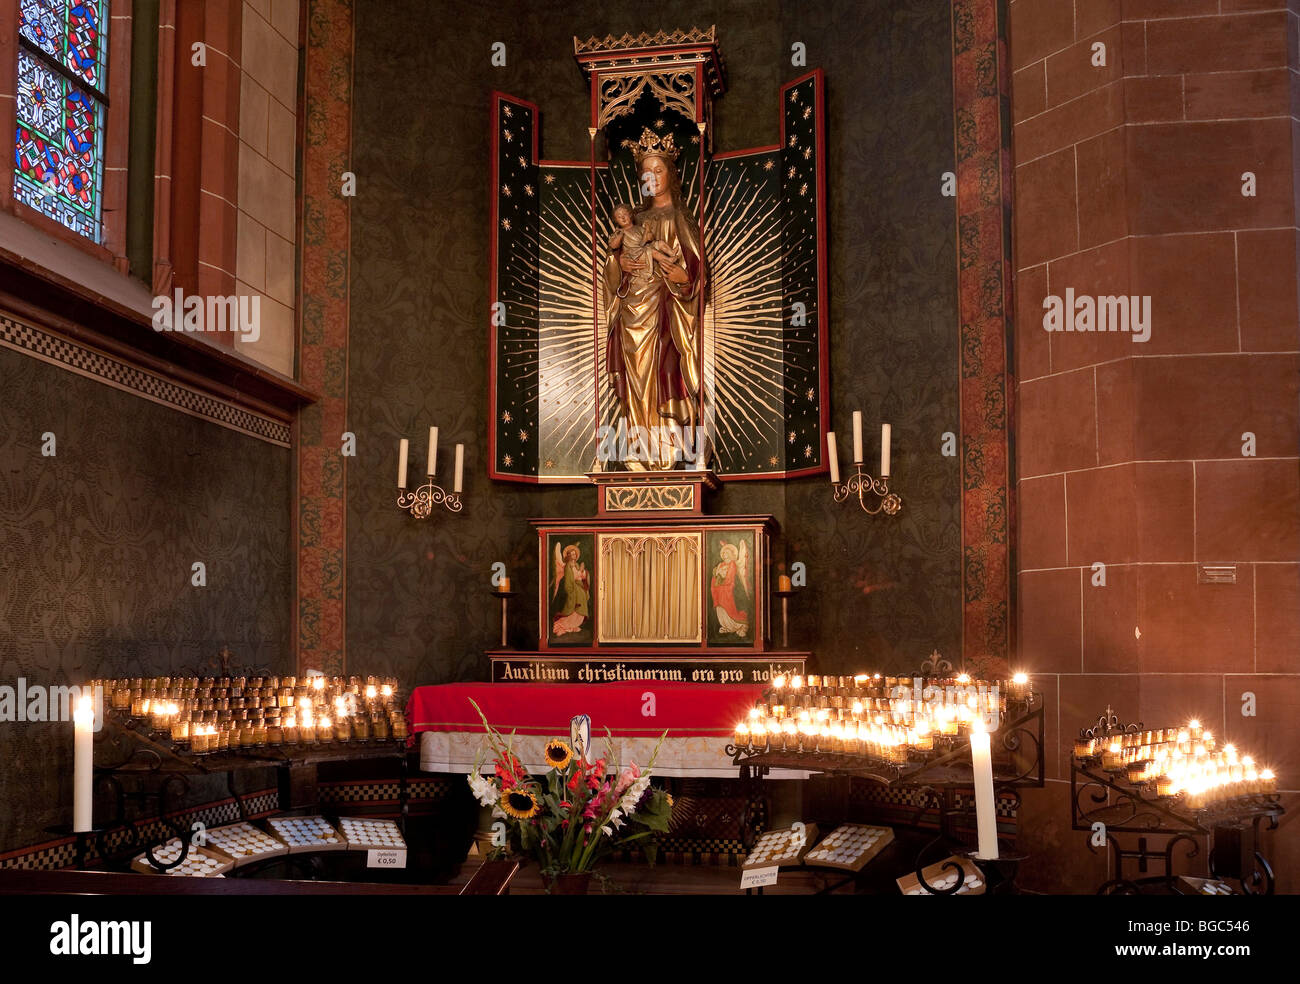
607, 203, 640, 297
609, 203, 681, 296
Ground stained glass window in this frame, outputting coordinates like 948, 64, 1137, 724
14, 0, 109, 243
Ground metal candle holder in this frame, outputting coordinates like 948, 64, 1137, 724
832, 463, 901, 515
397, 480, 463, 518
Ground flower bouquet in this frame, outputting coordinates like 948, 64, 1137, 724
466, 699, 673, 892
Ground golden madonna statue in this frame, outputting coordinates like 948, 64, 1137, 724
601, 129, 703, 471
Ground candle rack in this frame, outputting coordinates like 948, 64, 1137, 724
729, 680, 1043, 895
397, 479, 463, 518
83, 714, 411, 875
727, 694, 1043, 789
832, 464, 901, 516
1069, 707, 1284, 895
74, 664, 413, 875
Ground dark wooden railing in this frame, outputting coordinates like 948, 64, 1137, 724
0, 859, 519, 896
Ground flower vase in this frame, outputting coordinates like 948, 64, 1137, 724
544, 871, 592, 895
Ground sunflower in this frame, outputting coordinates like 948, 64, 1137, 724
501, 788, 541, 819
544, 739, 573, 770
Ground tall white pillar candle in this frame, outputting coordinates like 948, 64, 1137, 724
73, 694, 94, 832
880, 423, 892, 478
427, 426, 438, 476
397, 439, 409, 489
970, 718, 999, 859
852, 411, 863, 465
453, 444, 464, 494
826, 432, 840, 484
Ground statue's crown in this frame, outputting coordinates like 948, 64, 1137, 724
622, 127, 681, 164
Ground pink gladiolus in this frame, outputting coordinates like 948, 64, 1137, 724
614, 762, 641, 797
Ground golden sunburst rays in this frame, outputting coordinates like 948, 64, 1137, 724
526, 146, 704, 479
700, 158, 785, 472
537, 167, 601, 475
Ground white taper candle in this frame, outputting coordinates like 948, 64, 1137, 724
453, 444, 464, 494
397, 439, 409, 489
826, 432, 840, 485
427, 426, 438, 476
852, 411, 863, 465
880, 423, 891, 478
73, 694, 94, 832
970, 718, 999, 859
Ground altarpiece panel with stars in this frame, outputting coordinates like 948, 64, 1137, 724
488, 31, 828, 483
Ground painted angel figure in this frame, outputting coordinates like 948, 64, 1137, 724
710, 540, 750, 637
552, 542, 590, 636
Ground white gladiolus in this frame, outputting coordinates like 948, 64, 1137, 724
467, 772, 500, 808
618, 775, 652, 814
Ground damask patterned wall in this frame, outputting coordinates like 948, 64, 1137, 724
347, 0, 965, 678
0, 337, 292, 851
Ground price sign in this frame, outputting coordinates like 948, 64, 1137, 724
367, 848, 407, 869
739, 866, 779, 890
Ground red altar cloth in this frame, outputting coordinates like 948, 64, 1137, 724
407, 681, 764, 739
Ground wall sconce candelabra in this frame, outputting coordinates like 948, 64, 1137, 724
826, 412, 901, 515
396, 427, 465, 518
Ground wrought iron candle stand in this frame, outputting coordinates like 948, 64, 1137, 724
397, 479, 463, 517
1069, 707, 1285, 895
78, 662, 411, 875
728, 681, 1044, 894
832, 464, 901, 515
772, 589, 796, 649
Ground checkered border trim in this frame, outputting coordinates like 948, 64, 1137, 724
318, 778, 450, 804
0, 790, 281, 871
0, 312, 292, 447
849, 783, 1019, 819
3, 778, 452, 870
